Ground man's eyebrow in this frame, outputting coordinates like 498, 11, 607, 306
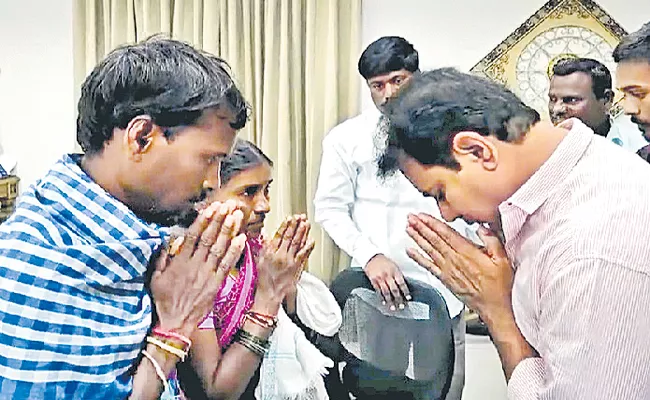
617, 85, 642, 91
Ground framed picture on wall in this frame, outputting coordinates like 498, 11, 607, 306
470, 0, 628, 120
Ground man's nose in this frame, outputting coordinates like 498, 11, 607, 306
622, 97, 640, 116
551, 101, 566, 116
439, 204, 459, 223
384, 84, 396, 101
203, 165, 221, 192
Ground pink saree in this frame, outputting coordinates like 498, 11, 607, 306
164, 238, 262, 399
198, 237, 262, 347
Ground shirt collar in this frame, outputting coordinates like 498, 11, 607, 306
500, 118, 593, 217
364, 105, 382, 120
54, 154, 168, 240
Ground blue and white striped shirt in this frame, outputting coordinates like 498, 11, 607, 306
0, 154, 166, 399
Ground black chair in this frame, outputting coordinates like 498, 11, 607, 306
330, 268, 455, 400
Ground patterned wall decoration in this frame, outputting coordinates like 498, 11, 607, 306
470, 0, 627, 119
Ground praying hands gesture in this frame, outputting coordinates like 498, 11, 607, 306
405, 213, 536, 379
255, 215, 316, 316
405, 213, 512, 316
150, 200, 247, 336
131, 200, 247, 399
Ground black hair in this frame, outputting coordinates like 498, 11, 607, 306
77, 35, 250, 154
613, 22, 650, 64
552, 58, 612, 99
358, 36, 419, 80
377, 68, 540, 177
220, 139, 273, 186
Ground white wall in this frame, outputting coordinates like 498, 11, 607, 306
360, 0, 650, 110
0, 0, 76, 191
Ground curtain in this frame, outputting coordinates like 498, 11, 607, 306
73, 0, 360, 283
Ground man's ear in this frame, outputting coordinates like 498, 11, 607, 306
124, 115, 157, 159
452, 131, 499, 171
602, 89, 614, 108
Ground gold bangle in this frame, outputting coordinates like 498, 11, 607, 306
147, 336, 188, 362
142, 350, 171, 394
151, 327, 192, 349
150, 332, 190, 353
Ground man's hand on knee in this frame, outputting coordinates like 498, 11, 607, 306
364, 254, 411, 310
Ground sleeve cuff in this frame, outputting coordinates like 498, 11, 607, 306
354, 241, 382, 268
507, 357, 545, 400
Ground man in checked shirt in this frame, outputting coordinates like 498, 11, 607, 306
377, 63, 650, 398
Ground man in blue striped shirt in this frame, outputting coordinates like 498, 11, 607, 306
0, 37, 249, 399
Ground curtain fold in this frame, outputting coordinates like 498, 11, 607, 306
73, 0, 360, 282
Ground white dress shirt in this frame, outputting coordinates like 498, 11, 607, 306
314, 108, 476, 318
606, 114, 648, 152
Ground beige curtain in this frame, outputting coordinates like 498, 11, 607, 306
73, 0, 360, 283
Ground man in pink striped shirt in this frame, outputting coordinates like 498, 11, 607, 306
376, 67, 650, 399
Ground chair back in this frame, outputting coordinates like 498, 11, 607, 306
331, 269, 455, 400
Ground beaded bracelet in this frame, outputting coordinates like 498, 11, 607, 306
147, 336, 188, 362
142, 350, 171, 394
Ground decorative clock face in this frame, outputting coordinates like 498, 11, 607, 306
515, 25, 616, 115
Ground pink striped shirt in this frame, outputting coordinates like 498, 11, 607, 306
502, 119, 650, 399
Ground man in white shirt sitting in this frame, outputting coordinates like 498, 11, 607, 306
313, 36, 472, 400
548, 57, 648, 152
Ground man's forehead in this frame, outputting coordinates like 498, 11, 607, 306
398, 152, 429, 179
368, 69, 411, 84
616, 60, 650, 88
198, 107, 237, 125
549, 72, 593, 92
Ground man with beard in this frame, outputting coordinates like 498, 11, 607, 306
314, 36, 474, 399
0, 37, 250, 399
377, 68, 650, 399
548, 57, 648, 152
613, 22, 650, 163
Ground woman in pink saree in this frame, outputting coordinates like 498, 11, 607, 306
174, 139, 344, 400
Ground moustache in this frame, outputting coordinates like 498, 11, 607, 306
631, 116, 646, 126
191, 190, 211, 211
550, 113, 566, 124
631, 117, 648, 134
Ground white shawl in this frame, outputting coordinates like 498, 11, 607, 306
255, 272, 342, 400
